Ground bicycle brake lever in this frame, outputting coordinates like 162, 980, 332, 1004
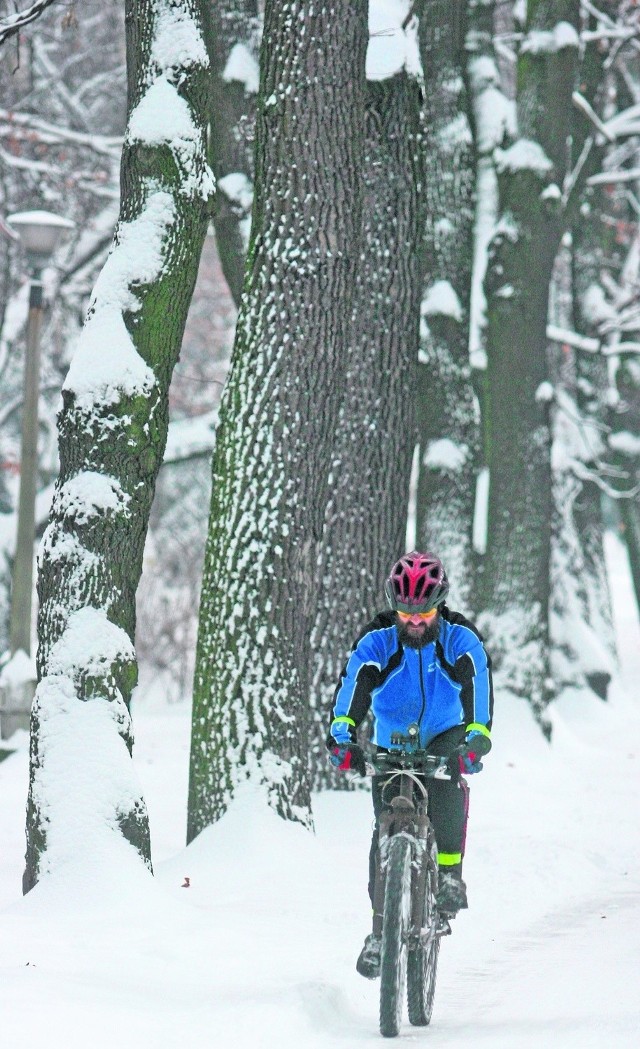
432, 764, 452, 781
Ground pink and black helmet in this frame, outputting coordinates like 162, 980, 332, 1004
384, 551, 449, 613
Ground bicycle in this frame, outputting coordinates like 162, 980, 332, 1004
366, 724, 457, 1038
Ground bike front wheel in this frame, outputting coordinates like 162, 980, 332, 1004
379, 834, 412, 1038
407, 834, 440, 1025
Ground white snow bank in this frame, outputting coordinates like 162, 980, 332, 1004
28, 674, 146, 878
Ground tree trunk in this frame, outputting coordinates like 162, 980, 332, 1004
546, 206, 618, 700
308, 72, 423, 791
202, 1, 259, 306
480, 0, 581, 719
25, 0, 213, 891
414, 0, 479, 613
187, 0, 368, 839
611, 357, 640, 612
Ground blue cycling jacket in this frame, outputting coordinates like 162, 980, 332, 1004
330, 607, 493, 749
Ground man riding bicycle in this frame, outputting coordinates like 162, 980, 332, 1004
327, 551, 493, 979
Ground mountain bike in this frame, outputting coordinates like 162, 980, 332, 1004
367, 725, 455, 1038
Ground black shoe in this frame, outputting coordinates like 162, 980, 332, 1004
356, 933, 381, 979
436, 872, 468, 915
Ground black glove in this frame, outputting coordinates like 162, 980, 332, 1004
457, 729, 492, 775
329, 742, 367, 777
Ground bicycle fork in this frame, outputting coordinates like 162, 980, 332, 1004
373, 794, 449, 945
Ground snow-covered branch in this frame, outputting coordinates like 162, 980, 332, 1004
0, 0, 57, 46
602, 341, 640, 356
32, 37, 92, 133
0, 109, 122, 158
570, 458, 640, 499
572, 92, 615, 143
547, 324, 600, 353
588, 167, 640, 186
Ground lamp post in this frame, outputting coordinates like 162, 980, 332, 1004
6, 210, 74, 657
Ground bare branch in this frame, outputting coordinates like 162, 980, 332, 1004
588, 167, 640, 185
547, 324, 600, 353
0, 0, 58, 47
562, 135, 594, 208
32, 36, 92, 132
570, 459, 640, 500
0, 109, 122, 158
572, 91, 615, 143
602, 342, 640, 356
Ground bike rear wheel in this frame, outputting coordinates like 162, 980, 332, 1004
379, 835, 412, 1038
407, 835, 440, 1025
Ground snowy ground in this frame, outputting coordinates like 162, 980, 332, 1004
1, 535, 638, 1047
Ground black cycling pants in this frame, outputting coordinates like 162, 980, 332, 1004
367, 725, 469, 903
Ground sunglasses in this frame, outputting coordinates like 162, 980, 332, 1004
397, 608, 439, 622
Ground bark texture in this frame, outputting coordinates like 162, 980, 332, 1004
308, 73, 423, 791
480, 0, 581, 718
188, 0, 368, 838
611, 358, 640, 612
548, 207, 618, 699
414, 0, 479, 613
25, 0, 213, 890
202, 0, 259, 306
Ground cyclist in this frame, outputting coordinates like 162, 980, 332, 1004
327, 551, 493, 979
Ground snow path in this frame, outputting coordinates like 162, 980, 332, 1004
1, 679, 639, 1048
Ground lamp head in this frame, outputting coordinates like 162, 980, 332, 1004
7, 210, 75, 273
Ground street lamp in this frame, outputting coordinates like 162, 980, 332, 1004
6, 210, 74, 657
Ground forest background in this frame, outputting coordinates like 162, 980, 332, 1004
0, 0, 639, 887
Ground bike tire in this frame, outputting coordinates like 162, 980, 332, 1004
407, 836, 440, 1026
379, 835, 412, 1038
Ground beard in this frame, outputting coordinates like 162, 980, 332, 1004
397, 615, 440, 650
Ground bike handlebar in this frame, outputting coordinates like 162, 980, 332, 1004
364, 750, 454, 781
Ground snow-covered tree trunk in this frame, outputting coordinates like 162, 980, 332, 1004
187, 0, 368, 839
611, 356, 640, 612
466, 0, 516, 375
413, 0, 478, 612
479, 0, 581, 719
546, 208, 618, 700
24, 0, 214, 891
202, 0, 259, 306
308, 69, 423, 791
